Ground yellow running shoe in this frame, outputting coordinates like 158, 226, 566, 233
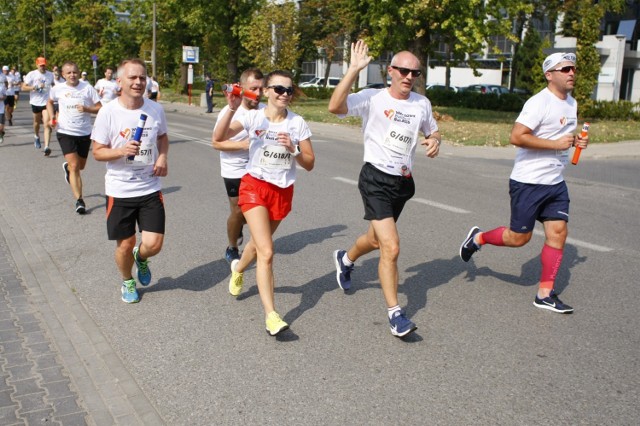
229, 259, 244, 297
265, 311, 289, 336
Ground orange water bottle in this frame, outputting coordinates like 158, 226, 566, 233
221, 83, 258, 101
571, 122, 589, 165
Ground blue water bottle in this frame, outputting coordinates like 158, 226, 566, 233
127, 113, 148, 161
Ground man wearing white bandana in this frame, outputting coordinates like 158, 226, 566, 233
459, 52, 589, 314
329, 39, 441, 338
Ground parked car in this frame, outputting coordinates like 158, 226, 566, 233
299, 77, 341, 88
426, 84, 458, 93
463, 84, 510, 95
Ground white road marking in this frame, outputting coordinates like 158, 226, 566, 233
168, 131, 211, 146
532, 229, 613, 252
333, 177, 359, 185
410, 197, 470, 214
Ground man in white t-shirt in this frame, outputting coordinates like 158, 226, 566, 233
10, 67, 21, 109
95, 66, 119, 103
2, 66, 15, 126
212, 68, 264, 263
47, 61, 102, 214
459, 52, 589, 314
0, 80, 6, 144
91, 58, 169, 304
22, 57, 55, 155
328, 40, 441, 338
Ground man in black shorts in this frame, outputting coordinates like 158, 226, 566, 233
22, 57, 55, 155
2, 66, 15, 126
47, 61, 102, 214
92, 58, 169, 304
328, 40, 441, 338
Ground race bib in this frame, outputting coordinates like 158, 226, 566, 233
259, 145, 292, 169
556, 148, 570, 165
382, 124, 415, 155
126, 144, 154, 166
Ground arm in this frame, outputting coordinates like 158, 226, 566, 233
46, 99, 55, 125
78, 101, 102, 114
295, 138, 315, 171
510, 122, 574, 151
212, 95, 244, 143
153, 133, 169, 177
93, 139, 140, 162
212, 137, 249, 152
421, 130, 442, 158
328, 39, 372, 115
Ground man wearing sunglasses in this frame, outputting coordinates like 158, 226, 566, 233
329, 40, 441, 338
459, 52, 588, 315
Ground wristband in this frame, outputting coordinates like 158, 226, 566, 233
292, 145, 301, 157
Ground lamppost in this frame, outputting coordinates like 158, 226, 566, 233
41, 5, 47, 57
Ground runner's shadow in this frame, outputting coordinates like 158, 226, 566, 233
462, 244, 586, 295
274, 224, 348, 254
141, 258, 228, 294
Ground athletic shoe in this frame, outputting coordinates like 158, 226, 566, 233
333, 249, 354, 290
225, 246, 240, 264
229, 259, 244, 297
62, 162, 70, 184
44, 146, 51, 156
533, 292, 574, 314
265, 311, 289, 336
75, 199, 86, 215
389, 310, 417, 337
121, 279, 139, 304
133, 246, 152, 286
34, 136, 41, 149
460, 226, 481, 262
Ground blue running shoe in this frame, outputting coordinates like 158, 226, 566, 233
133, 246, 152, 286
121, 279, 139, 304
225, 246, 240, 264
389, 310, 417, 337
34, 136, 41, 149
333, 249, 354, 290
533, 292, 573, 314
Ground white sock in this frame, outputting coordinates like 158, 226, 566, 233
387, 305, 401, 320
342, 253, 354, 267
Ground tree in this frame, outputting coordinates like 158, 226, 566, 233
513, 26, 547, 94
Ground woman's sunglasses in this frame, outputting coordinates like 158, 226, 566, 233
268, 85, 294, 96
391, 66, 422, 77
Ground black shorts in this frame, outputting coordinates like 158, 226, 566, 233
57, 133, 91, 158
106, 191, 165, 240
358, 162, 415, 222
4, 95, 14, 107
150, 92, 158, 100
0, 114, 4, 125
223, 177, 243, 198
31, 104, 46, 114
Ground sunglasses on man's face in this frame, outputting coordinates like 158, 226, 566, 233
268, 85, 293, 96
551, 66, 576, 74
391, 66, 422, 78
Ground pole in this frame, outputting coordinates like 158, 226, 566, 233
152, 2, 157, 78
42, 5, 46, 57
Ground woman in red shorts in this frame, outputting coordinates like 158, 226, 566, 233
213, 70, 315, 336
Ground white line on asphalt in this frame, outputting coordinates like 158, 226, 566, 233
410, 198, 471, 214
333, 177, 359, 185
532, 229, 613, 252
168, 131, 211, 146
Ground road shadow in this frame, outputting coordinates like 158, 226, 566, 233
142, 257, 229, 295
460, 244, 586, 295
274, 224, 348, 254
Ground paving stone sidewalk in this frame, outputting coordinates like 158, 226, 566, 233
0, 231, 89, 425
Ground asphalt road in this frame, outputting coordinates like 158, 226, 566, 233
1, 100, 638, 425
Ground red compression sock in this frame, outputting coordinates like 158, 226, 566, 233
539, 244, 563, 290
478, 226, 506, 246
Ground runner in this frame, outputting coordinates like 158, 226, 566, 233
212, 68, 265, 264
213, 70, 315, 336
47, 61, 102, 214
459, 52, 588, 314
91, 58, 169, 304
21, 57, 55, 155
328, 40, 441, 338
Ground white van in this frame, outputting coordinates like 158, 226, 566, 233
299, 77, 341, 88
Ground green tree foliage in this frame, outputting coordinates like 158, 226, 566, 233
513, 27, 548, 94
239, 1, 300, 73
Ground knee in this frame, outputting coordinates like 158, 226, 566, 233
255, 245, 274, 264
511, 233, 532, 247
117, 239, 136, 255
144, 239, 164, 256
379, 240, 400, 261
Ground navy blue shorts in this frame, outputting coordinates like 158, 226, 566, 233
509, 179, 569, 233
358, 162, 415, 222
106, 191, 165, 240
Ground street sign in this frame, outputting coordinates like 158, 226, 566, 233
182, 46, 199, 64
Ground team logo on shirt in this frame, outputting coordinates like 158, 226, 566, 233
254, 129, 267, 138
119, 128, 132, 140
560, 116, 568, 126
384, 109, 395, 119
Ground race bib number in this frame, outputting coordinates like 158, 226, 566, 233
556, 148, 570, 165
382, 124, 415, 155
126, 144, 154, 166
259, 145, 292, 169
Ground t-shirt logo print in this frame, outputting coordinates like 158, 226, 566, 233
255, 129, 267, 138
559, 117, 568, 126
384, 109, 395, 120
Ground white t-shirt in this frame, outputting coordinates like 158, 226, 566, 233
24, 69, 55, 106
91, 98, 168, 198
49, 81, 101, 136
5, 73, 16, 95
0, 85, 6, 114
237, 109, 312, 188
510, 88, 578, 185
95, 78, 119, 103
13, 72, 21, 91
214, 103, 266, 179
345, 89, 438, 176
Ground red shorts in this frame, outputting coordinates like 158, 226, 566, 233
238, 174, 293, 221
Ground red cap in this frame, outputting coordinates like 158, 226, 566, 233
36, 57, 47, 66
